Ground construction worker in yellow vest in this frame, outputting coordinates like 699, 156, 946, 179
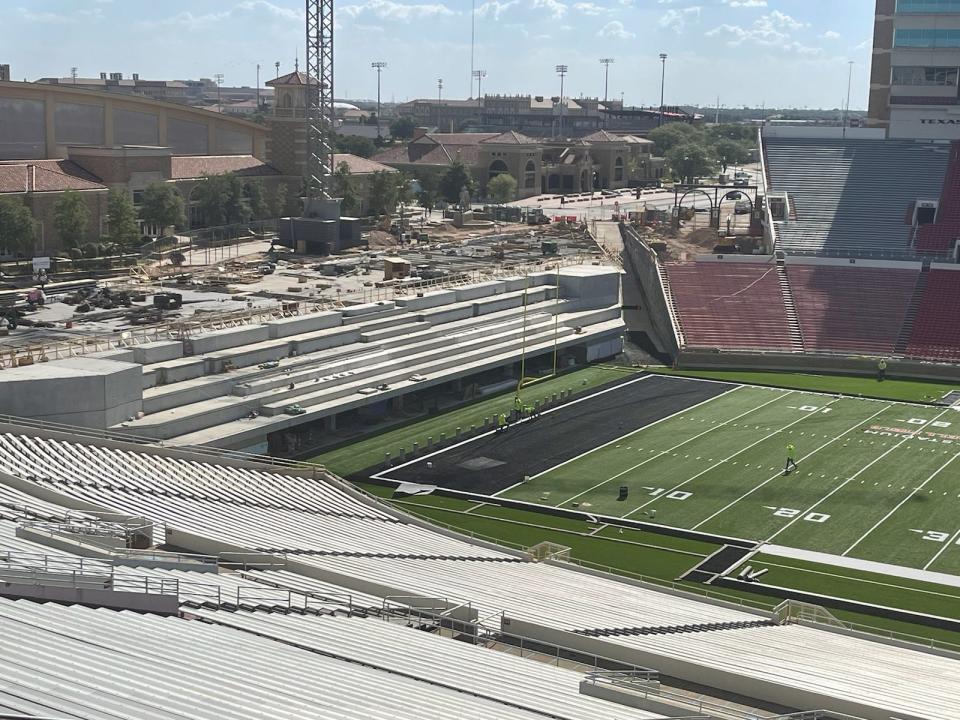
784, 443, 798, 475
496, 413, 507, 433
877, 358, 887, 382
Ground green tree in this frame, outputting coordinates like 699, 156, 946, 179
368, 170, 400, 215
140, 183, 186, 234
389, 116, 417, 140
106, 189, 140, 250
439, 158, 474, 204
53, 191, 89, 249
415, 172, 441, 213
647, 123, 702, 155
223, 174, 249, 225
245, 178, 269, 220
194, 175, 228, 227
333, 133, 377, 158
0, 196, 36, 256
333, 161, 360, 216
487, 173, 517, 204
706, 124, 756, 143
270, 182, 289, 218
666, 142, 717, 184
713, 139, 751, 174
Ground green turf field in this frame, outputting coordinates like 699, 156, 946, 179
497, 383, 960, 575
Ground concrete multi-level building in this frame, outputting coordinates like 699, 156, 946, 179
868, 0, 960, 138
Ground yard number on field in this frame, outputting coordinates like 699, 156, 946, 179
645, 488, 692, 501
910, 529, 960, 544
765, 506, 831, 523
789, 405, 832, 413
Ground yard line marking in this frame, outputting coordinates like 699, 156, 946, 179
369, 373, 656, 481
924, 528, 960, 571
842, 449, 960, 556
623, 395, 844, 520
751, 560, 960, 601
517, 381, 750, 486
555, 390, 791, 506
766, 407, 955, 545
692, 404, 893, 531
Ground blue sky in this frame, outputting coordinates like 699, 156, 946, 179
6, 0, 874, 108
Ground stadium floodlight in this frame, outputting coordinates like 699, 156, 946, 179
555, 64, 568, 137
658, 53, 667, 127
472, 69, 486, 100
372, 61, 387, 138
599, 58, 614, 102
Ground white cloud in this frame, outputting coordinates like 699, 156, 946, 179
532, 0, 568, 19
574, 2, 611, 15
341, 0, 455, 21
706, 11, 818, 55
154, 1, 303, 29
597, 20, 635, 39
659, 6, 700, 34
16, 7, 72, 22
476, 0, 519, 20
822, 30, 840, 39
722, 0, 767, 7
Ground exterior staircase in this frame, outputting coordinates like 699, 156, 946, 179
658, 265, 686, 347
775, 262, 804, 352
895, 264, 931, 354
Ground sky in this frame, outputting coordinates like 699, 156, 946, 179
5, 0, 874, 109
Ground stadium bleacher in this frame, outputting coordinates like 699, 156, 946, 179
764, 137, 951, 257
916, 142, 960, 255
0, 425, 958, 718
662, 260, 794, 350
906, 266, 960, 361
784, 261, 921, 354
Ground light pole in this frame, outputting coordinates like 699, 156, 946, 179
472, 69, 486, 102
274, 61, 280, 79
438, 78, 443, 104
256, 63, 260, 109
658, 53, 667, 127
599, 58, 614, 102
555, 64, 568, 137
843, 60, 854, 128
214, 73, 224, 113
372, 61, 387, 138
70, 67, 78, 84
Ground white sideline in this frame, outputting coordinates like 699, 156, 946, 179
624, 394, 844, 520
926, 528, 960, 572
759, 543, 960, 590
692, 402, 892, 531
765, 406, 956, 544
555, 387, 787, 506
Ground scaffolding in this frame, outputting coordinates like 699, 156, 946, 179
305, 0, 335, 201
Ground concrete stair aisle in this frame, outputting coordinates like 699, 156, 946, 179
658, 265, 685, 346
895, 265, 931, 355
775, 263, 805, 352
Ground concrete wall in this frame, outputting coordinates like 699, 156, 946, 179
186, 325, 271, 355
558, 266, 621, 310
133, 341, 183, 365
266, 311, 343, 339
0, 358, 143, 429
620, 224, 680, 357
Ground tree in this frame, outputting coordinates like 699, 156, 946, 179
333, 161, 360, 216
647, 123, 702, 155
223, 173, 249, 225
487, 173, 517, 204
270, 182, 290, 218
53, 191, 89, 250
713, 139, 750, 174
106, 189, 140, 250
707, 124, 756, 144
245, 178, 269, 220
415, 172, 441, 214
439, 158, 474, 204
194, 175, 228, 227
368, 170, 399, 215
333, 133, 377, 158
0, 196, 36, 256
389, 116, 417, 140
665, 142, 717, 184
140, 183, 186, 234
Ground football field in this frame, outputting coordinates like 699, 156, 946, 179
377, 373, 960, 579
498, 382, 960, 576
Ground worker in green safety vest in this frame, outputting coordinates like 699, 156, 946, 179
784, 443, 798, 475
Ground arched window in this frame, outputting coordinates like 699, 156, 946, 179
489, 159, 509, 180
614, 156, 624, 182
282, 93, 293, 109
524, 160, 536, 189
548, 174, 560, 190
